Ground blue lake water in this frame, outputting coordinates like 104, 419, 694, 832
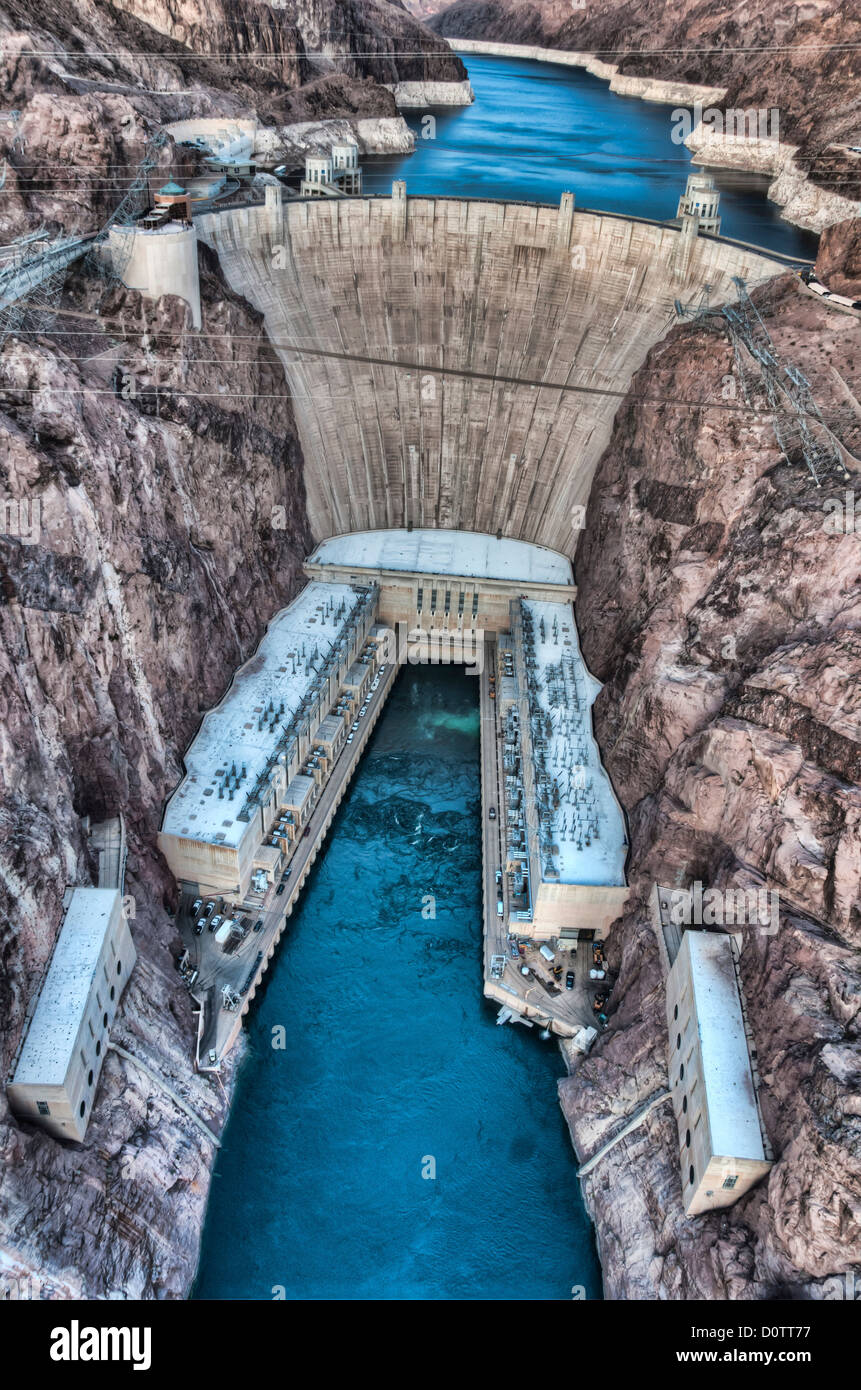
194, 666, 601, 1301
363, 53, 818, 261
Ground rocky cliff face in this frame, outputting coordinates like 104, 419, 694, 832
431, 0, 861, 206
564, 253, 861, 1298
817, 219, 861, 299
0, 250, 315, 1297
0, 0, 465, 237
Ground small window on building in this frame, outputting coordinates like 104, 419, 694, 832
685, 1129, 691, 1149
110, 986, 116, 1001
37, 1101, 50, 1117
95, 1041, 101, 1057
676, 1033, 681, 1050
416, 588, 423, 613
722, 1175, 738, 1190
431, 589, 437, 614
673, 1004, 678, 1020
472, 594, 479, 617
103, 1012, 108, 1028
117, 961, 122, 975
79, 1101, 86, 1119
88, 1070, 94, 1087
689, 1165, 695, 1186
682, 1096, 687, 1114
679, 1064, 684, 1081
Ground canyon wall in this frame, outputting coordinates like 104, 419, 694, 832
0, 250, 314, 1296
564, 264, 861, 1299
197, 194, 785, 553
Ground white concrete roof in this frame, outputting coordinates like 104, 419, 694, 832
521, 600, 627, 887
161, 582, 366, 848
683, 932, 765, 1160
13, 888, 121, 1086
307, 528, 574, 587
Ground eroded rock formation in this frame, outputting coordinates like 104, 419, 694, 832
565, 257, 861, 1298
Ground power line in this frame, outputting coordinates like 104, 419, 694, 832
10, 43, 861, 56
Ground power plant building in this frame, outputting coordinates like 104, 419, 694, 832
158, 581, 377, 897
666, 929, 773, 1216
7, 888, 136, 1142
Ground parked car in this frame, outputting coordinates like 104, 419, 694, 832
209, 915, 223, 932
203, 901, 215, 919
359, 707, 367, 718
253, 918, 264, 932
347, 734, 354, 744
495, 868, 502, 885
276, 883, 286, 896
489, 807, 496, 819
566, 971, 575, 990
208, 1049, 218, 1065
351, 721, 359, 732
496, 899, 504, 917
194, 919, 206, 935
303, 825, 311, 838
282, 868, 292, 882
191, 897, 203, 916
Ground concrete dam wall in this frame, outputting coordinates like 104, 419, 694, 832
197, 194, 787, 553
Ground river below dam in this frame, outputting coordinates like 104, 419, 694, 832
194, 666, 601, 1301
365, 52, 819, 262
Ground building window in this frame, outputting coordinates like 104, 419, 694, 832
37, 1101, 50, 1117
682, 1096, 687, 1114
79, 1101, 86, 1119
117, 961, 122, 975
722, 1175, 738, 1190
88, 1070, 94, 1086
679, 1064, 684, 1081
430, 589, 437, 614
676, 1034, 681, 1050
472, 594, 479, 618
110, 986, 116, 1001
103, 1012, 108, 1028
416, 587, 423, 614
689, 1165, 695, 1186
673, 1004, 678, 1020
95, 1041, 101, 1057
685, 1129, 691, 1149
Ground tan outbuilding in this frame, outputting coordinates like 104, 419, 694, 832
7, 888, 136, 1142
666, 930, 773, 1216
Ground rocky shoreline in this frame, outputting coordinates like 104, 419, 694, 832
443, 38, 855, 235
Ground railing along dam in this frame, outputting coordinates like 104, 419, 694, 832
196, 194, 787, 553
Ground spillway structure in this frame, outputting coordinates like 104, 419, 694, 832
196, 188, 788, 554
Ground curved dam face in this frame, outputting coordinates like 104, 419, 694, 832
197, 195, 786, 553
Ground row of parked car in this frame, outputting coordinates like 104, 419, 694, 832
346, 665, 386, 745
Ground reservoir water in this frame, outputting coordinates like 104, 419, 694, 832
194, 666, 601, 1301
364, 53, 819, 261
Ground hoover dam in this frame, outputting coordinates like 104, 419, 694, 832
196, 190, 788, 552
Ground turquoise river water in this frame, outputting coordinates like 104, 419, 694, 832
194, 667, 601, 1300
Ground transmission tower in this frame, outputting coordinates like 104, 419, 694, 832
677, 275, 849, 486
